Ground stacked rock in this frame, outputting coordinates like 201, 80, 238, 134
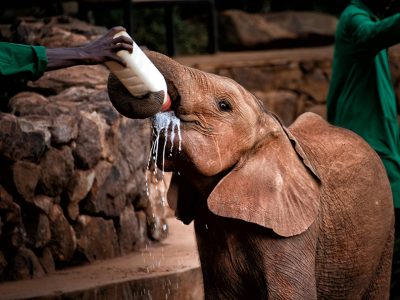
0, 16, 170, 282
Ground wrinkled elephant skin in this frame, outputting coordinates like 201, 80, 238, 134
108, 50, 395, 299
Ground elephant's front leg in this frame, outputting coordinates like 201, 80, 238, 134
195, 216, 319, 300
261, 224, 319, 300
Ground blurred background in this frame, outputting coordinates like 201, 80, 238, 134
0, 0, 349, 55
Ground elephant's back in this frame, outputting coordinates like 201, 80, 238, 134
288, 112, 390, 186
288, 112, 392, 205
288, 112, 394, 298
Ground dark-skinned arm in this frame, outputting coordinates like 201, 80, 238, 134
45, 26, 133, 71
0, 26, 133, 81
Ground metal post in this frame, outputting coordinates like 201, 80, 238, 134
123, 0, 134, 35
207, 0, 218, 53
165, 3, 176, 56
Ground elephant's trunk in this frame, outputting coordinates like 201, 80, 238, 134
107, 73, 168, 119
107, 50, 180, 119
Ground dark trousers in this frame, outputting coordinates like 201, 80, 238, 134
391, 208, 400, 299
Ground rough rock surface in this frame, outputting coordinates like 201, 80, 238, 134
219, 10, 338, 50
0, 16, 170, 282
10, 15, 107, 47
176, 44, 400, 128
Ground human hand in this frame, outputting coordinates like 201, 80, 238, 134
79, 26, 133, 66
45, 26, 133, 71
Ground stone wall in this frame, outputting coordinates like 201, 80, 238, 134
0, 16, 170, 282
222, 49, 332, 125
177, 45, 400, 126
0, 64, 171, 282
176, 47, 332, 126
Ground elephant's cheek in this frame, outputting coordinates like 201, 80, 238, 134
182, 134, 223, 176
154, 127, 219, 175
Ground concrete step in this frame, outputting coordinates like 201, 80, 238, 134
0, 218, 203, 300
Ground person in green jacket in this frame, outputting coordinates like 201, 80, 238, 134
0, 26, 133, 81
326, 0, 400, 297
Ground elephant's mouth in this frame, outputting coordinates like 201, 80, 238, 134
154, 79, 202, 146
164, 81, 200, 127
165, 80, 180, 111
177, 114, 201, 126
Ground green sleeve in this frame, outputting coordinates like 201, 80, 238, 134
0, 42, 48, 80
346, 10, 400, 52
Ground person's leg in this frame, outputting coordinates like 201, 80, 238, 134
391, 208, 400, 299
380, 156, 400, 207
378, 156, 400, 298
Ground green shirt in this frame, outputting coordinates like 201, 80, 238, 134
0, 42, 48, 80
327, 0, 400, 208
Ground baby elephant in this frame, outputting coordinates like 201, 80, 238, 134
108, 51, 394, 299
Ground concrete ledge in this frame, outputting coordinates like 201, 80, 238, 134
0, 218, 203, 300
175, 46, 334, 70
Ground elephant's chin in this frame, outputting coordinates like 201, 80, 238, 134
158, 159, 175, 172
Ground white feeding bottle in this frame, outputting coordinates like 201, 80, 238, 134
105, 31, 171, 118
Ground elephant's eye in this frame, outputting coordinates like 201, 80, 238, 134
217, 100, 232, 112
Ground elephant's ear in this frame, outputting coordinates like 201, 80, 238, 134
167, 173, 199, 225
207, 129, 321, 237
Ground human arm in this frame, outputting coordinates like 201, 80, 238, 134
0, 26, 132, 81
45, 26, 133, 71
347, 9, 400, 52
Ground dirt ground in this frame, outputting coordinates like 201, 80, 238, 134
0, 218, 202, 300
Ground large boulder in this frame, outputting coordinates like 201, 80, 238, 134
219, 10, 338, 50
74, 215, 119, 262
0, 113, 47, 162
11, 15, 107, 47
27, 65, 109, 95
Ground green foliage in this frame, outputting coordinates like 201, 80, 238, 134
91, 6, 208, 55
174, 8, 208, 55
89, 0, 348, 55
131, 8, 167, 53
90, 9, 124, 29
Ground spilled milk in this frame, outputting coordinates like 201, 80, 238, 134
137, 111, 184, 291
146, 111, 182, 198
